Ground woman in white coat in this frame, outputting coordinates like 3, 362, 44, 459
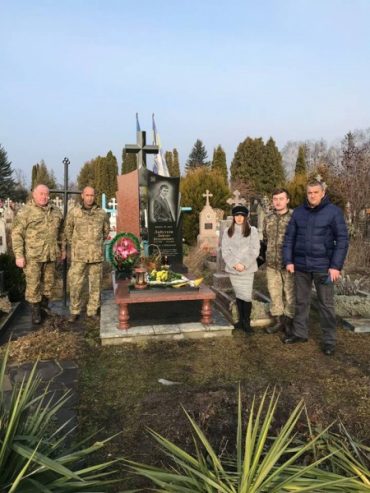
221, 205, 260, 334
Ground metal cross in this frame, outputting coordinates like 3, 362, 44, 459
125, 130, 159, 169
50, 157, 81, 306
226, 190, 246, 207
202, 189, 213, 207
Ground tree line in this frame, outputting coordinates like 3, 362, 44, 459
1, 129, 369, 244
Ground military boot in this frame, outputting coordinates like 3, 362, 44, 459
31, 303, 42, 324
40, 296, 52, 316
242, 301, 254, 336
265, 315, 285, 334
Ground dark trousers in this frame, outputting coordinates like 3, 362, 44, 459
293, 271, 336, 346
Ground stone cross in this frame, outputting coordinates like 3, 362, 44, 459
125, 130, 159, 169
226, 190, 246, 207
202, 190, 213, 207
108, 198, 117, 210
53, 196, 63, 209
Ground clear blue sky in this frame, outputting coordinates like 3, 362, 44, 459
1, 0, 370, 184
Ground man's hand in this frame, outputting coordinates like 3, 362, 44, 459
329, 268, 341, 282
233, 263, 245, 272
286, 264, 295, 273
16, 257, 26, 269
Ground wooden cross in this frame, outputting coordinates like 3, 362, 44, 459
125, 130, 159, 169
226, 190, 246, 207
202, 189, 213, 207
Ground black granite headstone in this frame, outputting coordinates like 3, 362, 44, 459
147, 170, 183, 267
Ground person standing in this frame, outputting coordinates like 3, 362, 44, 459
282, 180, 349, 355
64, 187, 110, 322
263, 189, 295, 335
222, 205, 260, 335
12, 184, 64, 324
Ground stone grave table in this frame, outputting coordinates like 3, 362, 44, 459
115, 279, 216, 330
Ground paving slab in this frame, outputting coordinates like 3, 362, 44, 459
343, 317, 370, 333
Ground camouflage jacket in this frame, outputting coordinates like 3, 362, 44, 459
64, 204, 110, 263
11, 200, 64, 261
263, 209, 293, 269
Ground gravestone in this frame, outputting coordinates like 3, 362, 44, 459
147, 170, 183, 266
0, 218, 6, 254
197, 190, 219, 251
117, 127, 184, 268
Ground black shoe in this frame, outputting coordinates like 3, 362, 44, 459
283, 317, 294, 337
40, 296, 52, 316
266, 315, 285, 334
234, 321, 243, 330
283, 335, 308, 344
323, 345, 335, 356
87, 313, 99, 321
68, 314, 79, 323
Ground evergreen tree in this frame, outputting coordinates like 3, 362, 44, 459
172, 148, 180, 176
165, 151, 174, 176
185, 139, 209, 172
77, 160, 96, 190
180, 167, 230, 244
94, 152, 118, 205
262, 137, 285, 193
105, 150, 118, 202
230, 137, 265, 194
295, 145, 307, 175
121, 149, 137, 174
211, 145, 228, 182
0, 144, 15, 198
230, 137, 286, 196
31, 160, 57, 189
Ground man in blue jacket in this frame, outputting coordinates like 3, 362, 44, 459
282, 180, 349, 355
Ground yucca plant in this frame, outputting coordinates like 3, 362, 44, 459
128, 388, 363, 492
307, 420, 370, 491
0, 346, 122, 492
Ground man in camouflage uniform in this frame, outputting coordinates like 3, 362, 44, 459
263, 188, 295, 334
12, 184, 64, 324
65, 186, 110, 322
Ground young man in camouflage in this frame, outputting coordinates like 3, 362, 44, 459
12, 184, 64, 324
65, 186, 110, 322
263, 188, 295, 334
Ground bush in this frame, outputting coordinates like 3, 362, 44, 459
0, 253, 25, 301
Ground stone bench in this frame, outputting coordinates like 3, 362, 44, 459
115, 280, 216, 330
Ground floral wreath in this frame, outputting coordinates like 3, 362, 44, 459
108, 232, 141, 271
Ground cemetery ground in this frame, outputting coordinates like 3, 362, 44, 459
1, 257, 369, 491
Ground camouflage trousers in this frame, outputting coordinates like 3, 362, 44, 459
266, 266, 295, 318
24, 260, 56, 303
68, 261, 102, 316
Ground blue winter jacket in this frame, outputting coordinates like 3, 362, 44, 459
283, 195, 349, 272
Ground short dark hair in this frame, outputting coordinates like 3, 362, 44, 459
307, 179, 325, 190
159, 184, 169, 191
272, 188, 290, 199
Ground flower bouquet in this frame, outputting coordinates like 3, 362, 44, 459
108, 232, 140, 280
